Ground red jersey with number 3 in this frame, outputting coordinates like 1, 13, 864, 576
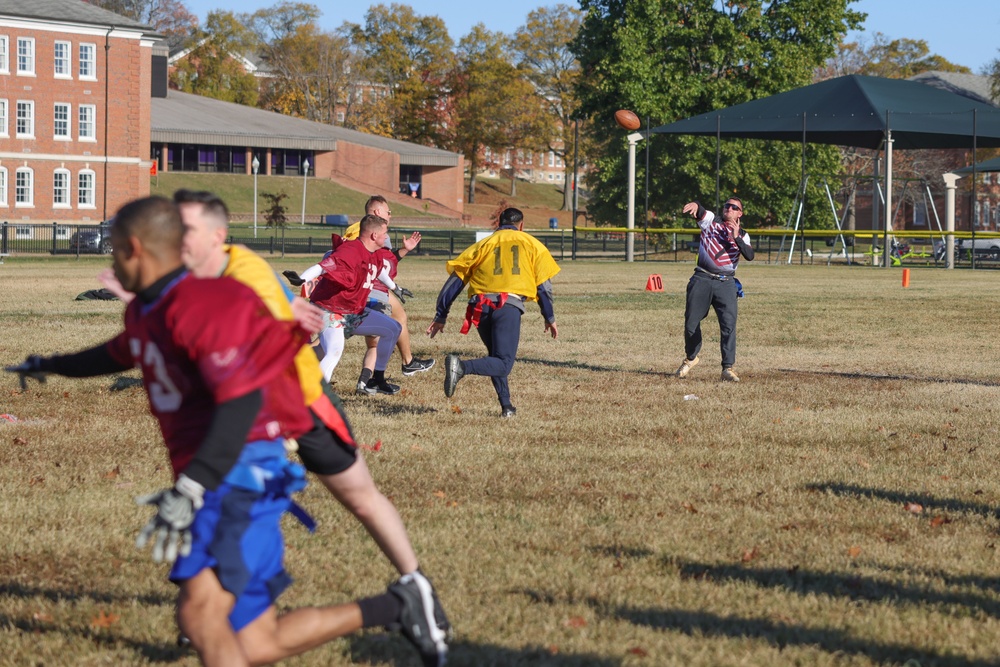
308, 239, 378, 314
104, 273, 312, 479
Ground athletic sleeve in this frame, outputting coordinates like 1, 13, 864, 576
39, 341, 131, 377
434, 274, 466, 323
181, 390, 262, 491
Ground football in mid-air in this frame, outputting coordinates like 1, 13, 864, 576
614, 109, 641, 131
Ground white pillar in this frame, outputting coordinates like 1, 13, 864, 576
625, 132, 644, 263
883, 131, 893, 268
943, 172, 959, 270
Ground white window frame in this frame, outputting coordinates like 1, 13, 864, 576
53, 168, 71, 208
79, 43, 96, 80
15, 100, 33, 138
0, 36, 9, 74
0, 167, 7, 207
15, 167, 33, 207
54, 102, 71, 140
78, 104, 95, 141
78, 169, 96, 208
54, 40, 72, 79
0, 99, 7, 137
16, 37, 33, 76
548, 151, 555, 167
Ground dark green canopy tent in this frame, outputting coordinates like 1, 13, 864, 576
648, 75, 1000, 265
955, 156, 1000, 174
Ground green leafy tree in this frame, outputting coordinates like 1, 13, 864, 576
170, 11, 259, 106
446, 25, 541, 204
513, 4, 586, 210
262, 191, 289, 228
349, 4, 455, 144
85, 0, 198, 38
859, 33, 971, 78
572, 0, 864, 228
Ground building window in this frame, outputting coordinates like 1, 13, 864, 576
16, 100, 33, 138
78, 170, 95, 208
336, 111, 345, 123
0, 99, 6, 137
548, 151, 555, 167
15, 167, 32, 206
16, 37, 33, 75
54, 41, 71, 78
79, 43, 96, 79
78, 105, 95, 141
0, 36, 8, 74
54, 103, 70, 139
53, 169, 70, 207
0, 168, 7, 206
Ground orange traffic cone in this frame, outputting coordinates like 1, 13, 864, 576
645, 274, 664, 292
901, 268, 910, 288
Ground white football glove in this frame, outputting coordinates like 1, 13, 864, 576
135, 474, 205, 564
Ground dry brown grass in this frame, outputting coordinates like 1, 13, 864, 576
2, 256, 1000, 666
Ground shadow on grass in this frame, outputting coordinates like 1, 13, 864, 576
0, 580, 173, 607
347, 400, 440, 417
605, 604, 997, 667
778, 367, 1000, 387
349, 634, 622, 666
0, 611, 188, 663
520, 356, 673, 378
666, 556, 1000, 618
805, 481, 1000, 520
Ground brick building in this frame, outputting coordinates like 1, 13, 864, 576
0, 0, 160, 223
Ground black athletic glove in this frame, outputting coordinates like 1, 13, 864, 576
5, 355, 48, 390
135, 474, 205, 564
391, 285, 414, 303
282, 270, 305, 287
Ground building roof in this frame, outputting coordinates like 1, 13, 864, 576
910, 71, 997, 107
0, 0, 155, 33
152, 90, 461, 166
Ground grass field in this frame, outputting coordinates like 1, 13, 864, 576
2, 257, 1000, 666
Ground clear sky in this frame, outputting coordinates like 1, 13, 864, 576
182, 0, 1000, 73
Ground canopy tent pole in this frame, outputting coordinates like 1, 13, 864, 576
715, 115, 721, 210
883, 113, 892, 269
800, 112, 807, 264
972, 109, 978, 269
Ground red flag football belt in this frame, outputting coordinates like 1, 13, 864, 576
460, 293, 508, 335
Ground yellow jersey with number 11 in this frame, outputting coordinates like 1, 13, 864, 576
446, 229, 560, 300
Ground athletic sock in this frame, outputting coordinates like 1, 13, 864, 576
357, 592, 403, 629
372, 369, 386, 383
358, 368, 373, 385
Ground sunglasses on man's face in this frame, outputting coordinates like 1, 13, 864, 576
724, 203, 742, 212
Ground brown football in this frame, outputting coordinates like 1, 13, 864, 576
614, 109, 641, 131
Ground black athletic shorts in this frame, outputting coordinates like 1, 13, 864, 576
296, 387, 358, 476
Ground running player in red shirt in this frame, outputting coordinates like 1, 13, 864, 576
6, 197, 446, 667
310, 214, 404, 395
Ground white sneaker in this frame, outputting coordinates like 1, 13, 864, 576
721, 367, 740, 382
676, 356, 699, 378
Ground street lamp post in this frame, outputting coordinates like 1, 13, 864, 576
301, 158, 310, 225
251, 156, 260, 238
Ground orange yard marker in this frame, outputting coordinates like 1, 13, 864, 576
902, 268, 910, 288
645, 274, 664, 292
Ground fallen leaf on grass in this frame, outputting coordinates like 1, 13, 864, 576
432, 490, 446, 499
32, 612, 53, 622
63, 392, 70, 398
451, 405, 462, 414
930, 515, 952, 527
103, 466, 120, 479
856, 458, 871, 469
903, 502, 924, 514
847, 546, 862, 558
564, 616, 587, 628
547, 645, 559, 655
681, 502, 698, 514
740, 547, 759, 563
13, 437, 27, 445
628, 647, 649, 656
360, 440, 382, 452
90, 610, 119, 628
29, 476, 44, 487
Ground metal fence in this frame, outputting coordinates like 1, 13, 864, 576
3, 221, 998, 268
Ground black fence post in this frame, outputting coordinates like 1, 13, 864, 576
1, 221, 7, 255
51, 222, 58, 256
281, 226, 285, 258
449, 231, 454, 257
269, 235, 275, 255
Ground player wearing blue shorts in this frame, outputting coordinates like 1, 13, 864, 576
7, 197, 446, 666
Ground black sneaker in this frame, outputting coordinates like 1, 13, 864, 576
402, 357, 436, 376
500, 405, 517, 418
367, 379, 401, 395
444, 354, 464, 398
281, 270, 305, 287
388, 573, 448, 667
